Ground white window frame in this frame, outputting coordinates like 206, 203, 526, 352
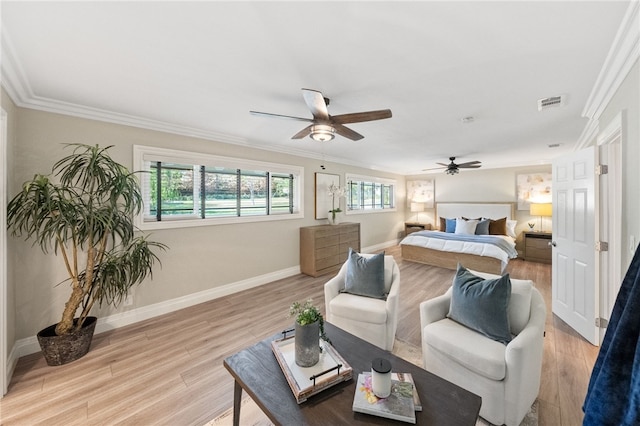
133, 145, 304, 230
345, 173, 397, 215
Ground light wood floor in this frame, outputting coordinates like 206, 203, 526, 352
0, 245, 598, 425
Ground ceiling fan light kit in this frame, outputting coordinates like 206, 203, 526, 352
250, 88, 392, 142
310, 124, 335, 142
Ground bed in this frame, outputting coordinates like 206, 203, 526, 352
400, 202, 518, 274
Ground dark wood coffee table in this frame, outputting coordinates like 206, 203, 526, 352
223, 322, 481, 425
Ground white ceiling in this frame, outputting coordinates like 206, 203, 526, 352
1, 1, 633, 175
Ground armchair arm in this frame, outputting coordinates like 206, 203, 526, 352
504, 289, 547, 423
419, 290, 451, 334
385, 261, 401, 316
324, 262, 348, 317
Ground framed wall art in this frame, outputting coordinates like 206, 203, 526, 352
516, 173, 552, 210
406, 179, 434, 208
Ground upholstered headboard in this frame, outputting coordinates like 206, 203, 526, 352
436, 202, 515, 221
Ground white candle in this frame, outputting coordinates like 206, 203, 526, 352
371, 358, 392, 398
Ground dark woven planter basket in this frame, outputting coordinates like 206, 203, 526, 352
36, 316, 97, 366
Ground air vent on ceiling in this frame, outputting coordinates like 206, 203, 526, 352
538, 95, 564, 111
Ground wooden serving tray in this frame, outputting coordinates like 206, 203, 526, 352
271, 333, 353, 404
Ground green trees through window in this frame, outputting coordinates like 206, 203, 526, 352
149, 162, 294, 220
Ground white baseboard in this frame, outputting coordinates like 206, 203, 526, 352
8, 265, 301, 361
5, 241, 401, 371
362, 239, 401, 254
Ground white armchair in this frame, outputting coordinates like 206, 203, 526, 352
420, 270, 546, 426
324, 254, 400, 351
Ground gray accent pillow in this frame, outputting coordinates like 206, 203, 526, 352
343, 249, 386, 300
475, 218, 491, 235
447, 264, 512, 344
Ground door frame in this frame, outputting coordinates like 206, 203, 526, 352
597, 112, 623, 342
1, 107, 7, 396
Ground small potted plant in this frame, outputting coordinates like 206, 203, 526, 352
289, 299, 330, 367
528, 222, 535, 231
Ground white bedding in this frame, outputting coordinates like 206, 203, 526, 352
400, 232, 517, 269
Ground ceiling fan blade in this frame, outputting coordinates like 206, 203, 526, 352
302, 88, 330, 121
422, 166, 446, 171
458, 164, 482, 169
250, 111, 313, 123
291, 125, 313, 139
331, 109, 393, 124
456, 160, 482, 167
436, 162, 449, 167
334, 123, 364, 141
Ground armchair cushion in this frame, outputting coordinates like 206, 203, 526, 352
343, 249, 386, 299
328, 293, 388, 324
448, 265, 512, 345
423, 318, 507, 380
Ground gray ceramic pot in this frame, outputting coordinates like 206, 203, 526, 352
295, 321, 320, 367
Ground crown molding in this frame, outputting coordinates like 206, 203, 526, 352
0, 28, 403, 176
576, 1, 639, 149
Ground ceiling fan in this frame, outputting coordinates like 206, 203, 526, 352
250, 88, 392, 142
424, 157, 482, 175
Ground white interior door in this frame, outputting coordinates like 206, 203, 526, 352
552, 146, 599, 345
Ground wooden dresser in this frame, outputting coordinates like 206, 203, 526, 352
300, 223, 361, 277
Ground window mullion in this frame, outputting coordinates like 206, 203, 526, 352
236, 169, 241, 217
200, 166, 205, 219
156, 162, 162, 221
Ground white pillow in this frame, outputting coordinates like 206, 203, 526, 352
455, 218, 478, 235
506, 220, 517, 238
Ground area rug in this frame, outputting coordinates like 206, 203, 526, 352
207, 339, 537, 426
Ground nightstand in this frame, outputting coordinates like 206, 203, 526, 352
405, 222, 431, 236
524, 232, 552, 264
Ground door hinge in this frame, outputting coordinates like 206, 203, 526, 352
595, 317, 609, 328
596, 164, 609, 175
596, 241, 609, 252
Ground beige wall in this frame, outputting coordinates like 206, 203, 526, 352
7, 106, 406, 340
597, 59, 640, 272
406, 164, 553, 253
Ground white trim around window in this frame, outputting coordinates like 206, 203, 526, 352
345, 173, 397, 215
133, 145, 304, 230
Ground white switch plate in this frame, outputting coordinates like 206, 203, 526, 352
631, 235, 636, 255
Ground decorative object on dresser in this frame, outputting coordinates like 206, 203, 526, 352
524, 232, 552, 264
300, 223, 360, 277
314, 172, 340, 220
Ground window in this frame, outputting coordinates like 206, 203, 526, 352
134, 146, 303, 229
345, 174, 396, 213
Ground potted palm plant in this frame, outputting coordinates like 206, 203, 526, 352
7, 144, 167, 366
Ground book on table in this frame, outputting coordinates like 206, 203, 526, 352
352, 372, 416, 424
392, 372, 422, 411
